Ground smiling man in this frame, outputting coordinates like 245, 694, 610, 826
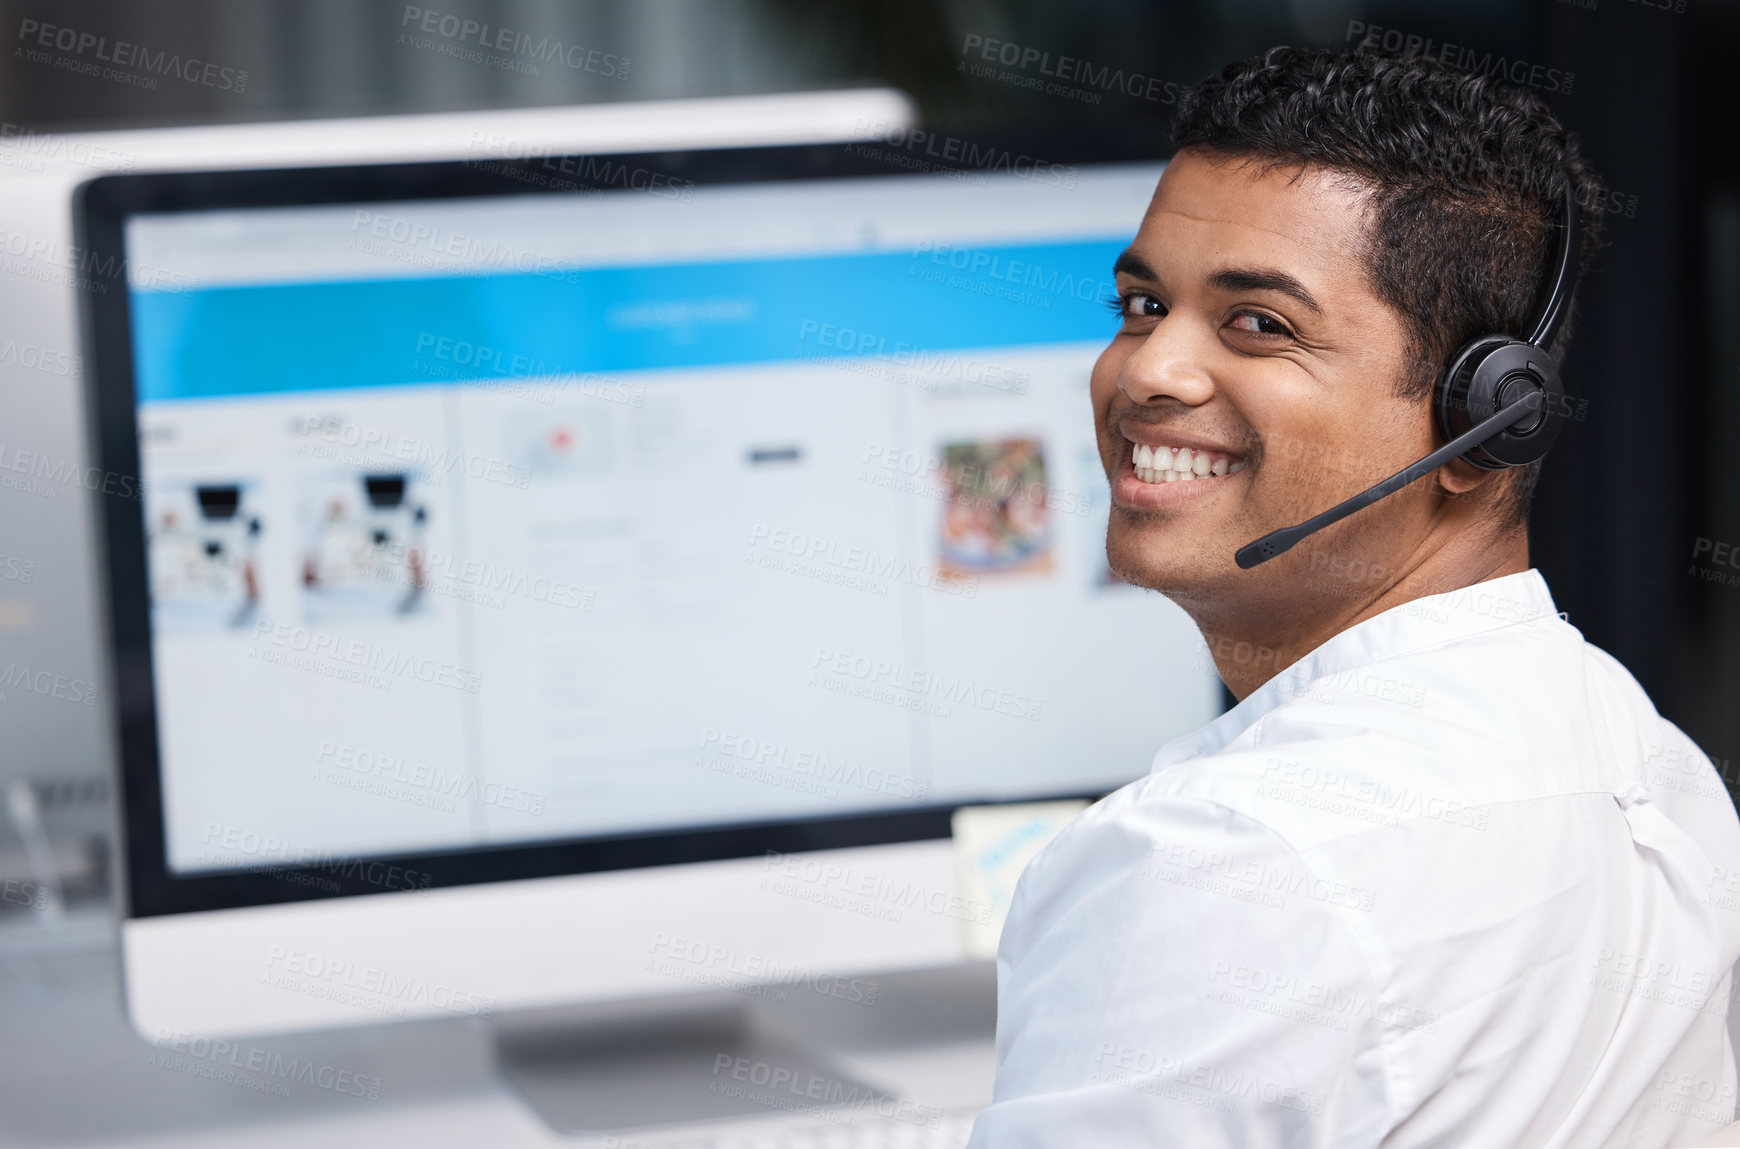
966, 47, 1740, 1148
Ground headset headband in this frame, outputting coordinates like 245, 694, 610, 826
1526, 182, 1580, 349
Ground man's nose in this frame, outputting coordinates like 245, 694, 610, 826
1119, 317, 1215, 407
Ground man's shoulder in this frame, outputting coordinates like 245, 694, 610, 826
1021, 594, 1708, 920
1022, 740, 1411, 906
1166, 607, 1675, 836
1133, 722, 1490, 856
1005, 768, 1375, 964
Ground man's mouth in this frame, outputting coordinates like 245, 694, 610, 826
1127, 440, 1247, 485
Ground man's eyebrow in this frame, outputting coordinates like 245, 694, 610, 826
1111, 249, 1156, 280
1206, 267, 1323, 314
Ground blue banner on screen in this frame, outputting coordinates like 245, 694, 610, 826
131, 238, 1126, 403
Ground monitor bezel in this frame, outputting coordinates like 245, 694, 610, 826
78, 126, 1177, 920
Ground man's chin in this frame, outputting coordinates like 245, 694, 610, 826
1105, 521, 1226, 597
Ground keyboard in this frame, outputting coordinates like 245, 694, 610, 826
603, 1107, 981, 1149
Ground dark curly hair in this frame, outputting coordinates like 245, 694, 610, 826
1173, 45, 1605, 527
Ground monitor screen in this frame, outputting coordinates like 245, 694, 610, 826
99, 147, 1219, 896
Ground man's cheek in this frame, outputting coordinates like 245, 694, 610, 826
1089, 345, 1123, 408
1090, 344, 1134, 422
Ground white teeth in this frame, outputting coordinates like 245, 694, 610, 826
1130, 446, 1245, 485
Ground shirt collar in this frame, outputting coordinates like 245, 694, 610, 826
1152, 569, 1562, 770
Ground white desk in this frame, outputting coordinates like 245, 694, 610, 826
0, 912, 995, 1147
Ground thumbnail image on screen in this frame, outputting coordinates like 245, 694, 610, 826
146, 480, 263, 634
936, 438, 1054, 580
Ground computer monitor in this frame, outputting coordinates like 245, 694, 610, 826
80, 133, 1218, 1052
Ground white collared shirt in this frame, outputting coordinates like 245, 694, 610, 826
968, 570, 1740, 1148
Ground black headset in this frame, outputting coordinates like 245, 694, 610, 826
1234, 181, 1581, 569
1435, 180, 1579, 469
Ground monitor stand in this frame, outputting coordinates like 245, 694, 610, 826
494, 992, 892, 1135
492, 961, 994, 1136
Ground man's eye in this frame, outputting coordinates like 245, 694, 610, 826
1228, 311, 1291, 337
1106, 292, 1164, 319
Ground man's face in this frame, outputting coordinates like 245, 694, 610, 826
1093, 149, 1438, 604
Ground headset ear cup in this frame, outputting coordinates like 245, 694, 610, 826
1437, 336, 1508, 450
1435, 337, 1566, 470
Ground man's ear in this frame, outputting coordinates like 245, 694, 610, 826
1436, 457, 1501, 496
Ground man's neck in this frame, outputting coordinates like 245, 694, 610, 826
1193, 530, 1531, 700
